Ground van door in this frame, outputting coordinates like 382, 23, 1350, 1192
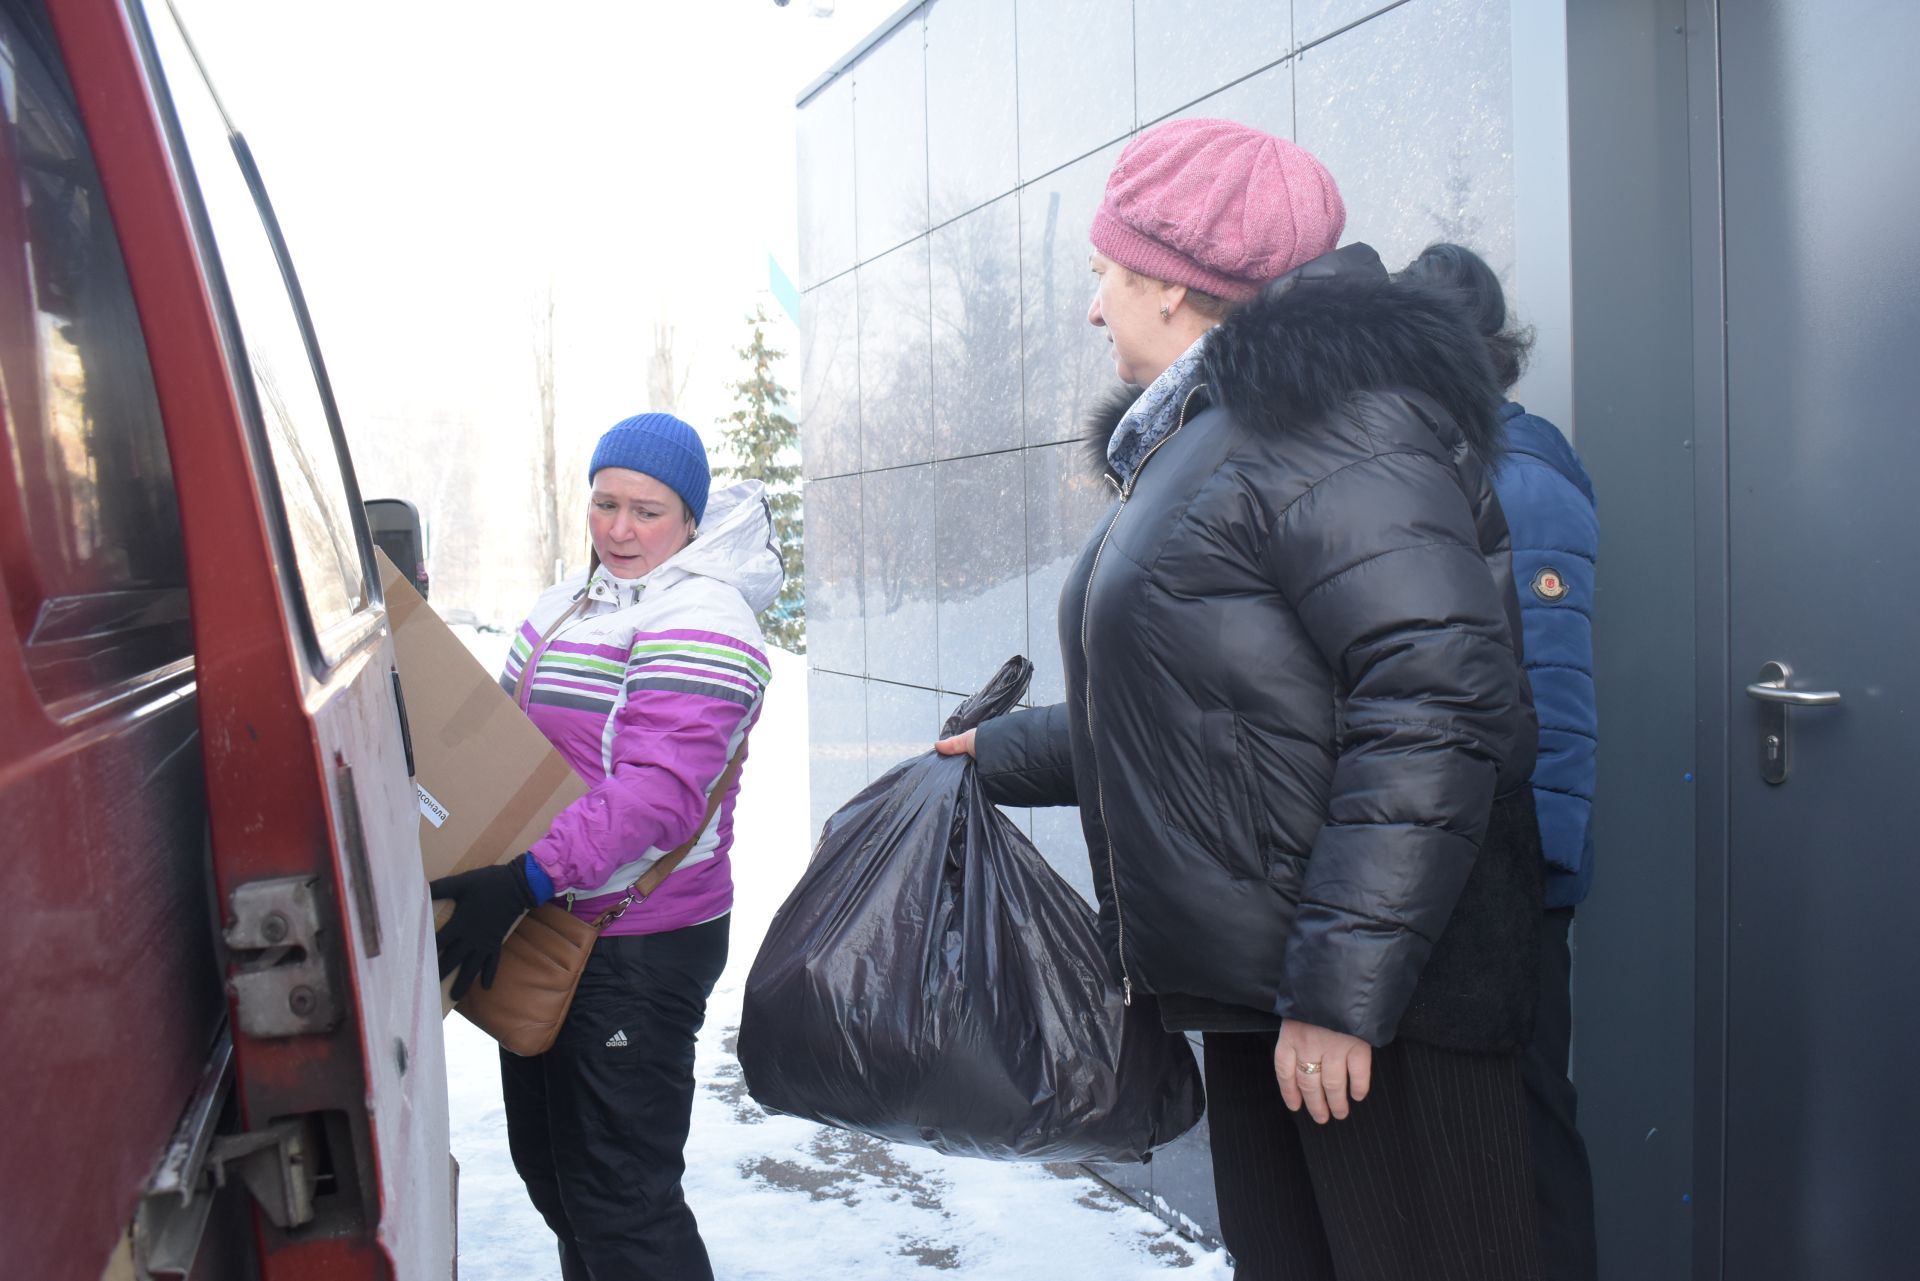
47, 0, 451, 1275
0, 4, 257, 1275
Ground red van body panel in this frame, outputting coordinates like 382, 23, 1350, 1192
0, 2, 452, 1276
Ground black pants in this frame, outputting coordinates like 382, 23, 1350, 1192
1204, 1029, 1542, 1281
500, 914, 729, 1281
1521, 907, 1599, 1281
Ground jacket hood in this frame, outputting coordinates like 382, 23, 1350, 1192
1080, 244, 1504, 472
1208, 242, 1503, 456
605, 479, 785, 613
1499, 403, 1596, 506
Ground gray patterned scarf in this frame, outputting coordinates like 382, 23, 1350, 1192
1105, 332, 1210, 486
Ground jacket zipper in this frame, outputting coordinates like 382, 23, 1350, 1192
1081, 382, 1205, 1006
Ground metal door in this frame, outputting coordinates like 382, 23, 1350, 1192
1715, 2, 1920, 1274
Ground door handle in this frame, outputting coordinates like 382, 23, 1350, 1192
1744, 683, 1841, 706
391, 668, 416, 777
1746, 661, 1839, 785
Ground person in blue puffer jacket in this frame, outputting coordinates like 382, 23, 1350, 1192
1403, 244, 1599, 1281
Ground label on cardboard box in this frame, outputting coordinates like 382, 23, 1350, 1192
417, 783, 450, 829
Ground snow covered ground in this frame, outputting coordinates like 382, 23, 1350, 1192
444, 629, 1231, 1279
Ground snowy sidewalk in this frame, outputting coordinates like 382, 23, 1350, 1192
444, 639, 1230, 1279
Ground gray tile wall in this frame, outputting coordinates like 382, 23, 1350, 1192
797, 0, 1519, 1248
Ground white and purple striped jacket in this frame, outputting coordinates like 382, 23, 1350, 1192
502, 482, 784, 936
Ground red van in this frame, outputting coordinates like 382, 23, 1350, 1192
0, 1, 450, 1277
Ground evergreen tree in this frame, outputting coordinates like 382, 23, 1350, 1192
716, 306, 805, 651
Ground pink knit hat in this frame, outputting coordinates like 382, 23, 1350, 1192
1090, 118, 1345, 303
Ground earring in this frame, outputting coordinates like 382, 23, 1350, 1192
1159, 304, 1171, 320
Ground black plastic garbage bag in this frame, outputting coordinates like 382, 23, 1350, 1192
738, 655, 1205, 1162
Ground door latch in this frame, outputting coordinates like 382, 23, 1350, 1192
225, 878, 338, 1036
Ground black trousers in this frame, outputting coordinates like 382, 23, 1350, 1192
1521, 907, 1599, 1281
500, 914, 729, 1281
1204, 1029, 1542, 1281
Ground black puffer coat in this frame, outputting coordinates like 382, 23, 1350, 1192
976, 244, 1540, 1050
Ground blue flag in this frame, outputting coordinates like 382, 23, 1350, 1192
768, 254, 801, 326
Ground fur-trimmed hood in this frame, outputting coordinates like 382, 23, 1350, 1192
1083, 243, 1502, 473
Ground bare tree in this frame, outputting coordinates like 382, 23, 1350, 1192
647, 322, 696, 415
531, 282, 562, 586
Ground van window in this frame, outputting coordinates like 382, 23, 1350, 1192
0, 4, 193, 708
143, 1, 369, 659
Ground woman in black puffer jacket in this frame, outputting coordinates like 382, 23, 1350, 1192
938, 119, 1543, 1281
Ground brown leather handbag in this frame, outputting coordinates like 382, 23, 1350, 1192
456, 750, 742, 1056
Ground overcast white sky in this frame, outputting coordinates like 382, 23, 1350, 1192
173, 0, 901, 468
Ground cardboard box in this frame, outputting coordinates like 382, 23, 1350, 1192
377, 551, 587, 1011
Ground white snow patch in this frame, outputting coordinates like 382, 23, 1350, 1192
448, 622, 515, 680
444, 632, 1228, 1279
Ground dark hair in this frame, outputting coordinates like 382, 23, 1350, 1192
1118, 262, 1238, 322
1401, 242, 1533, 392
1182, 286, 1236, 321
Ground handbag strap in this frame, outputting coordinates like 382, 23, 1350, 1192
514, 589, 595, 711
589, 746, 746, 929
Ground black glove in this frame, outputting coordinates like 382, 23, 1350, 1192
430, 855, 540, 1000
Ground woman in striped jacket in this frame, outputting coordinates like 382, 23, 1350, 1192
431, 412, 783, 1281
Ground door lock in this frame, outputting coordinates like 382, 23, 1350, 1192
1744, 661, 1842, 784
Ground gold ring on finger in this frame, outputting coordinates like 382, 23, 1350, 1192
1297, 1061, 1322, 1075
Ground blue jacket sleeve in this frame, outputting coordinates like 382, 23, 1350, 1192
1492, 444, 1599, 906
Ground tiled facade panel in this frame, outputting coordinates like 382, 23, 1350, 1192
935, 450, 1027, 696
852, 12, 929, 260
798, 0, 1517, 1246
856, 238, 934, 470
925, 0, 1019, 226
800, 271, 859, 479
1133, 0, 1294, 124
864, 678, 941, 783
807, 668, 868, 845
1169, 58, 1294, 140
859, 462, 937, 687
1020, 140, 1128, 446
1015, 0, 1135, 181
796, 74, 855, 289
1296, 0, 1400, 45
1295, 0, 1516, 282
930, 196, 1024, 460
801, 472, 863, 674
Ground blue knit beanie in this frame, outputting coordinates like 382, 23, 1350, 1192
588, 413, 710, 525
